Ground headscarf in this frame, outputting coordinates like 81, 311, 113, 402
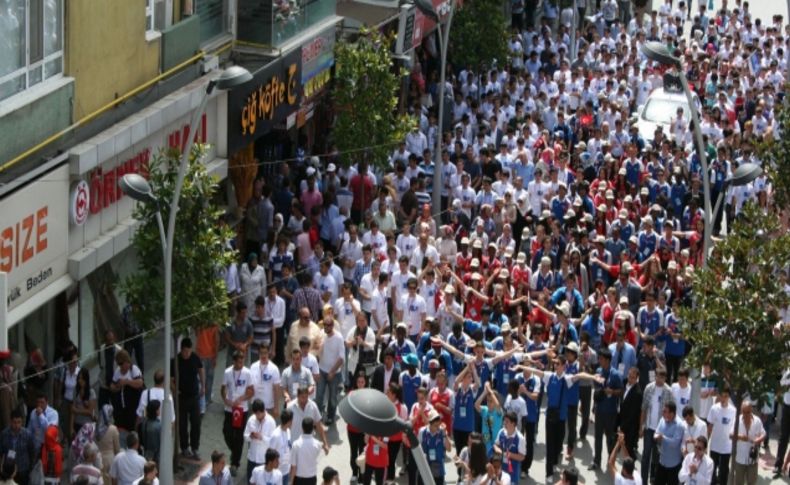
96, 404, 113, 441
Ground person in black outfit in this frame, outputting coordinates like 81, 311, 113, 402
618, 367, 643, 459
173, 338, 204, 459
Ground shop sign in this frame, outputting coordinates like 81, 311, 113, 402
303, 68, 331, 99
227, 50, 302, 153
76, 114, 207, 224
1, 165, 69, 311
70, 180, 90, 227
301, 28, 335, 86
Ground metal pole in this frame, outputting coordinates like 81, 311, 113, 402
0, 272, 6, 352
678, 70, 711, 266
570, 0, 577, 60
159, 85, 214, 482
403, 428, 437, 485
432, 1, 454, 227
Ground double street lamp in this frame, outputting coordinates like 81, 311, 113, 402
119, 65, 252, 482
339, 388, 436, 485
639, 42, 762, 266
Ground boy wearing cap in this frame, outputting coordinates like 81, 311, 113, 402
418, 409, 453, 485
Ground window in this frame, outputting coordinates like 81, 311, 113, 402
0, 0, 63, 102
146, 0, 155, 32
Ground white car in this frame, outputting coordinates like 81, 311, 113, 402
636, 87, 700, 143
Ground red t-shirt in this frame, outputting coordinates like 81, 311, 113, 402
350, 174, 375, 211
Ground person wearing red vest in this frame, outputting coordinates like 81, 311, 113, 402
362, 434, 388, 485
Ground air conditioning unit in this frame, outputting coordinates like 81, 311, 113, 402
202, 55, 220, 74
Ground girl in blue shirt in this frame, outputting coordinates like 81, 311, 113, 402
474, 381, 503, 456
452, 364, 478, 455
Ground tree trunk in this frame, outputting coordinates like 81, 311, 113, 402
728, 392, 743, 484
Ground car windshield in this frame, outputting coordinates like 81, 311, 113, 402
642, 98, 689, 124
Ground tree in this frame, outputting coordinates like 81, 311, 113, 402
121, 145, 236, 335
332, 29, 414, 170
679, 204, 790, 480
759, 94, 790, 212
448, 0, 509, 72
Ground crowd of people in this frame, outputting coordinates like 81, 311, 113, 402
0, 0, 787, 485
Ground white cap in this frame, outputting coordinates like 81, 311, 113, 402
327, 163, 336, 172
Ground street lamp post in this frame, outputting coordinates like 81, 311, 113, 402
640, 41, 715, 266
119, 66, 252, 482
339, 388, 436, 485
414, 0, 454, 226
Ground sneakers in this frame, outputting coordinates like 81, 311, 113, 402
191, 449, 201, 461
181, 448, 192, 458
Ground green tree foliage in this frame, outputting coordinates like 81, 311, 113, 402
759, 96, 790, 211
121, 145, 236, 334
679, 204, 790, 403
333, 29, 414, 170
449, 0, 509, 71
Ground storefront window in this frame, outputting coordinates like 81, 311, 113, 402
238, 0, 335, 47
195, 0, 227, 43
273, 0, 335, 46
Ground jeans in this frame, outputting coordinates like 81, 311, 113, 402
655, 463, 681, 485
593, 412, 618, 466
524, 420, 536, 473
179, 394, 202, 452
710, 451, 730, 485
665, 355, 683, 384
641, 428, 659, 484
362, 465, 386, 485
578, 386, 592, 439
545, 413, 565, 477
776, 403, 790, 470
199, 357, 216, 413
282, 473, 290, 485
316, 370, 341, 421
349, 429, 365, 477
566, 404, 578, 448
223, 411, 247, 467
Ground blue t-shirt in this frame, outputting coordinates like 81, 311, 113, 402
453, 386, 476, 432
480, 405, 504, 454
496, 429, 525, 484
594, 367, 623, 415
544, 373, 570, 421
419, 427, 447, 477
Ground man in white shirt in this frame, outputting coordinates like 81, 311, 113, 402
135, 370, 174, 425
291, 417, 327, 485
397, 277, 428, 341
315, 320, 345, 425
287, 388, 329, 454
681, 406, 707, 455
775, 368, 790, 476
706, 388, 736, 485
244, 399, 277, 483
264, 286, 287, 366
679, 435, 714, 485
271, 409, 294, 484
221, 350, 255, 476
110, 432, 146, 485
732, 401, 765, 484
250, 343, 282, 416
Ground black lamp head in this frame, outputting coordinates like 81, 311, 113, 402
338, 388, 407, 437
641, 41, 681, 68
118, 173, 157, 205
730, 162, 763, 187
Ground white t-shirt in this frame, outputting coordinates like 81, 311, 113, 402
671, 382, 692, 410
615, 474, 643, 485
270, 426, 292, 475
706, 403, 736, 454
292, 434, 323, 478
648, 389, 663, 430
250, 465, 283, 485
136, 387, 175, 423
400, 294, 427, 336
249, 360, 282, 409
222, 366, 254, 412
503, 395, 528, 422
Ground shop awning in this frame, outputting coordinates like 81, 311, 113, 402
337, 0, 400, 30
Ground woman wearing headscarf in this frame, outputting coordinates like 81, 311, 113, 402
96, 405, 120, 485
240, 252, 267, 312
